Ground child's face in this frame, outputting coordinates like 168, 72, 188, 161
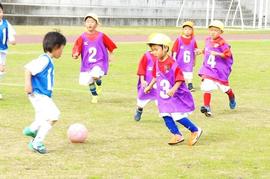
84, 17, 98, 32
150, 44, 168, 60
0, 8, 3, 20
182, 26, 193, 37
51, 45, 65, 59
209, 27, 222, 39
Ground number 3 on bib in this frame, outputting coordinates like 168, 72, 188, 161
88, 47, 97, 62
207, 54, 216, 68
160, 79, 170, 99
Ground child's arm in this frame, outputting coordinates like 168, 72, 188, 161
140, 75, 147, 88
167, 81, 182, 97
72, 36, 82, 59
144, 78, 156, 94
172, 52, 177, 60
24, 70, 32, 94
210, 51, 225, 58
7, 21, 16, 45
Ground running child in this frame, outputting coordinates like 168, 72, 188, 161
72, 13, 117, 103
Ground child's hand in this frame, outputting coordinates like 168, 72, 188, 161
195, 49, 202, 55
72, 52, 79, 59
141, 80, 148, 88
25, 84, 32, 94
144, 86, 151, 94
167, 88, 176, 97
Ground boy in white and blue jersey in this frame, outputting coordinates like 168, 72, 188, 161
23, 31, 66, 154
0, 3, 16, 99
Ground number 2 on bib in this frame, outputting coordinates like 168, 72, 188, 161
159, 79, 170, 99
207, 54, 216, 68
88, 47, 97, 62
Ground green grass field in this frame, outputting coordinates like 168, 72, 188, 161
0, 27, 270, 178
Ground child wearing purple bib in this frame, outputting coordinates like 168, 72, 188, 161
144, 33, 202, 146
172, 21, 200, 92
134, 51, 157, 121
198, 20, 236, 117
72, 13, 117, 103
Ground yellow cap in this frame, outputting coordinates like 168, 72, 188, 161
84, 13, 100, 25
209, 20, 224, 32
147, 33, 171, 47
182, 21, 194, 28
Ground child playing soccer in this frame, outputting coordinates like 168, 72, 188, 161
198, 20, 236, 117
0, 3, 16, 99
23, 31, 66, 154
72, 13, 117, 103
172, 21, 199, 92
144, 33, 202, 146
134, 50, 157, 121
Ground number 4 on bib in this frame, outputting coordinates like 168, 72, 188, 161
207, 54, 216, 68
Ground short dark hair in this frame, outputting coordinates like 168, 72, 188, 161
0, 3, 3, 10
43, 31, 66, 53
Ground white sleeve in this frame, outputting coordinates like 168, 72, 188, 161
24, 56, 49, 76
7, 21, 16, 42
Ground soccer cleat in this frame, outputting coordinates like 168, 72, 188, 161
134, 109, 143, 121
188, 83, 195, 92
91, 96, 98, 103
168, 134, 184, 145
23, 127, 37, 138
229, 99, 236, 109
28, 141, 47, 154
188, 128, 203, 146
200, 106, 212, 117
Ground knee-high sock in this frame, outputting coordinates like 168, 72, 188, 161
226, 89, 235, 101
33, 121, 52, 143
163, 116, 181, 135
177, 117, 198, 132
96, 79, 102, 86
29, 120, 41, 132
204, 92, 211, 106
89, 83, 98, 96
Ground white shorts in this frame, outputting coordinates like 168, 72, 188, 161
29, 93, 60, 121
160, 112, 192, 121
0, 52, 7, 66
182, 72, 193, 81
137, 98, 157, 108
79, 66, 104, 86
201, 78, 230, 93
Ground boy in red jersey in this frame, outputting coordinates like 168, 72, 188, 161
72, 13, 117, 103
172, 21, 200, 92
198, 20, 236, 117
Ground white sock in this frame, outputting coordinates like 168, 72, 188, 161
29, 120, 41, 132
33, 121, 52, 144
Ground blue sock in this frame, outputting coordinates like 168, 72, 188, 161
177, 117, 198, 132
89, 83, 98, 96
163, 116, 181, 135
96, 79, 102, 86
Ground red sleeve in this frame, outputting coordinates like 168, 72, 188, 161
137, 54, 148, 76
152, 61, 157, 78
72, 36, 83, 56
103, 34, 117, 53
172, 39, 179, 53
194, 41, 198, 48
175, 67, 185, 82
223, 48, 232, 59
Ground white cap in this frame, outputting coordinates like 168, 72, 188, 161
84, 13, 100, 25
